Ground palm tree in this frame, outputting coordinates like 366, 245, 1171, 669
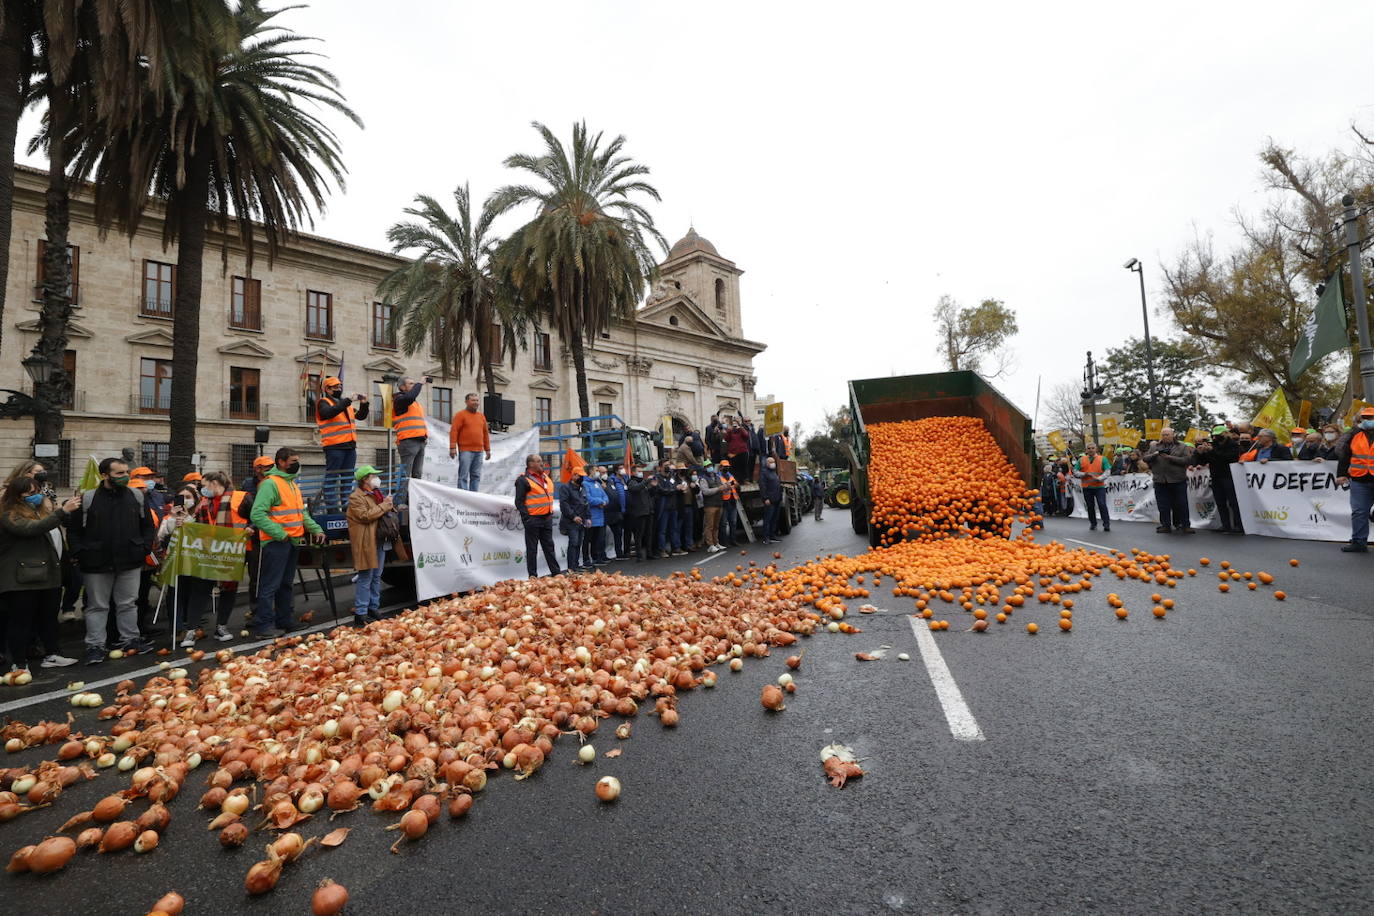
490, 121, 664, 422
4, 0, 233, 444
67, 0, 357, 482
378, 184, 527, 402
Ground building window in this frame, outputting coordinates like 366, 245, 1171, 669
534, 396, 552, 425
533, 332, 552, 371
715, 278, 726, 316
230, 444, 258, 483
374, 447, 391, 469
306, 290, 333, 340
431, 316, 449, 359
231, 276, 262, 330
432, 386, 452, 420
36, 440, 72, 488
598, 402, 613, 430
140, 441, 169, 474
35, 240, 80, 305
139, 357, 172, 414
371, 380, 387, 427
229, 366, 260, 419
57, 349, 76, 410
486, 323, 503, 363
372, 301, 396, 349
142, 260, 176, 317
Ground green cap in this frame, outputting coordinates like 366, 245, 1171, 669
354, 464, 379, 483
1211, 425, 1228, 435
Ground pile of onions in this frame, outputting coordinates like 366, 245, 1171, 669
0, 572, 818, 894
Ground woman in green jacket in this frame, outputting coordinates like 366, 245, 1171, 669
0, 476, 81, 677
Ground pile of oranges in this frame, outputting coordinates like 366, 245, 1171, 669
866, 418, 1039, 545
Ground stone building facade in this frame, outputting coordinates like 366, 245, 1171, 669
0, 165, 765, 484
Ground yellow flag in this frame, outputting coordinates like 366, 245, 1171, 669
1184, 427, 1210, 444
1252, 387, 1295, 432
764, 402, 785, 436
1119, 428, 1142, 446
379, 387, 394, 429
1102, 444, 1116, 462
1144, 419, 1164, 440
1297, 400, 1312, 428
1046, 430, 1069, 454
77, 456, 101, 491
1100, 417, 1120, 441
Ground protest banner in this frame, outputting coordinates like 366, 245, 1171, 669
1066, 463, 1351, 541
1143, 419, 1164, 441
420, 418, 539, 495
407, 477, 564, 601
155, 522, 247, 587
1046, 430, 1069, 454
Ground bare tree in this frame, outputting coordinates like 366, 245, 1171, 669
1043, 381, 1087, 445
933, 294, 1018, 377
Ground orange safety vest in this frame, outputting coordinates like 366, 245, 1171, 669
720, 473, 737, 500
1079, 455, 1106, 488
1350, 431, 1374, 477
393, 398, 427, 441
260, 477, 306, 542
316, 397, 357, 447
523, 474, 555, 515
1239, 448, 1258, 462
227, 491, 249, 530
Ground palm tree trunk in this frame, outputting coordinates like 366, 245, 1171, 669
33, 83, 73, 448
568, 325, 592, 422
0, 7, 25, 356
166, 149, 212, 485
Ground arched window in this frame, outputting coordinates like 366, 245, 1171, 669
715, 278, 726, 316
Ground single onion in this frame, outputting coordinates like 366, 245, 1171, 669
99, 821, 139, 853
151, 892, 186, 916
660, 708, 680, 727
761, 684, 786, 711
245, 851, 284, 895
92, 794, 130, 822
134, 829, 159, 853
595, 776, 621, 802
448, 794, 473, 818
26, 836, 77, 874
311, 879, 349, 916
219, 822, 248, 847
7, 845, 35, 873
387, 809, 428, 852
577, 745, 596, 765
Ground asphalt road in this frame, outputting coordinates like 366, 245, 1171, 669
2, 511, 1371, 915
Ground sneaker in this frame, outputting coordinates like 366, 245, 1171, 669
214, 625, 233, 643
179, 630, 198, 648
249, 629, 274, 640
1155, 526, 1172, 534
1088, 523, 1097, 531
1341, 542, 1368, 553
58, 608, 83, 623
1103, 525, 1111, 532
352, 615, 368, 628
367, 608, 383, 621
121, 637, 154, 654
40, 654, 78, 668
84, 647, 106, 666
672, 550, 689, 557
1178, 527, 1196, 534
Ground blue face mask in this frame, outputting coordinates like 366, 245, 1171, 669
23, 493, 44, 508
1361, 420, 1374, 431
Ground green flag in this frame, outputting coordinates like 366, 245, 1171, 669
1290, 272, 1348, 379
77, 456, 101, 491
155, 522, 248, 586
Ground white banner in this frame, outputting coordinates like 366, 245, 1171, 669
1065, 463, 1354, 542
407, 476, 564, 601
1230, 463, 1352, 542
420, 419, 540, 496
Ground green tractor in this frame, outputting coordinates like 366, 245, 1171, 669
819, 467, 851, 508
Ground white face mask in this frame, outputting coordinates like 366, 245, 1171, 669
1324, 432, 1337, 441
366, 475, 380, 488
204, 484, 224, 498
634, 471, 643, 478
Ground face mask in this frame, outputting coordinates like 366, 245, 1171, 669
111, 475, 131, 488
23, 493, 44, 508
366, 475, 380, 488
204, 484, 224, 498
1361, 420, 1374, 431
634, 471, 643, 478
284, 461, 300, 475
767, 462, 776, 469
1325, 432, 1338, 441
32, 470, 48, 484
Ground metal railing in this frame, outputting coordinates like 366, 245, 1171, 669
139, 293, 174, 319
222, 401, 268, 421
132, 394, 171, 414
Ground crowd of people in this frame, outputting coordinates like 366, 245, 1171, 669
1038, 409, 1374, 551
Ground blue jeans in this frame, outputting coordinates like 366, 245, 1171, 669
1350, 478, 1374, 545
720, 501, 739, 543
321, 445, 356, 513
1082, 487, 1109, 527
566, 526, 586, 570
255, 538, 298, 631
762, 501, 780, 541
353, 545, 386, 615
457, 450, 484, 492
657, 508, 678, 554
678, 508, 694, 549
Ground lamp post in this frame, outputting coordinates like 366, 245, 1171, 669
1342, 194, 1374, 399
0, 356, 54, 421
1081, 351, 1104, 447
1123, 258, 1159, 419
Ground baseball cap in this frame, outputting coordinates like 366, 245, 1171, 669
130, 466, 154, 477
323, 376, 342, 387
1361, 406, 1374, 417
718, 459, 731, 467
252, 456, 274, 470
1290, 428, 1306, 435
1211, 425, 1228, 435
354, 464, 379, 482
182, 472, 202, 483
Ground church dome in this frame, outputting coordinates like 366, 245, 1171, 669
667, 226, 718, 260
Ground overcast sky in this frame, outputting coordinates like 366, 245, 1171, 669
20, 0, 1374, 433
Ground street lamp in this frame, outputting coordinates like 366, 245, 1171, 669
1080, 351, 1105, 446
0, 356, 54, 420
1123, 258, 1160, 419
22, 355, 52, 386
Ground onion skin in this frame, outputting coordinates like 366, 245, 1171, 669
28, 835, 77, 873
448, 794, 473, 818
7, 845, 35, 873
595, 776, 621, 802
152, 892, 186, 915
219, 822, 249, 847
245, 852, 284, 895
312, 879, 349, 916
92, 794, 130, 822
76, 827, 103, 849
761, 684, 786, 711
99, 821, 139, 853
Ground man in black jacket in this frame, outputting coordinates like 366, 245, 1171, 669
760, 457, 784, 544
514, 454, 561, 578
67, 458, 156, 665
625, 465, 653, 561
1193, 426, 1244, 533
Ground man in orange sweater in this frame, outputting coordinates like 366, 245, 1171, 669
448, 393, 492, 492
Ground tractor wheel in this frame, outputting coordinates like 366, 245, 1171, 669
849, 487, 867, 536
833, 487, 851, 508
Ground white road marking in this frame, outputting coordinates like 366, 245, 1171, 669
690, 550, 732, 566
1061, 536, 1116, 553
906, 615, 986, 742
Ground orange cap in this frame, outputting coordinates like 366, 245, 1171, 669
1361, 406, 1374, 418
129, 466, 154, 477
252, 456, 274, 469
323, 376, 342, 388
182, 471, 202, 482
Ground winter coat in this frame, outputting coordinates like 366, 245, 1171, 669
651, 474, 679, 513
67, 486, 154, 574
0, 506, 70, 592
760, 466, 783, 503
585, 478, 609, 527
697, 472, 725, 508
1143, 441, 1194, 484
558, 481, 590, 535
673, 442, 696, 467
347, 487, 402, 571
725, 427, 751, 457
626, 477, 653, 517
603, 475, 627, 523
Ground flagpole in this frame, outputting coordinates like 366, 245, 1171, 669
1342, 195, 1374, 400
